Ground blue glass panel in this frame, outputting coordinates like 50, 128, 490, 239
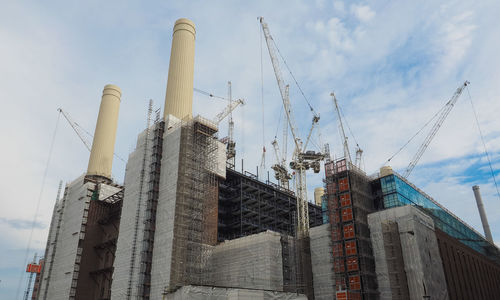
380, 174, 488, 255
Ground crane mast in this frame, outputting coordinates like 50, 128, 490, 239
403, 81, 469, 178
331, 92, 352, 164
227, 82, 236, 167
259, 17, 301, 151
260, 17, 324, 238
211, 83, 244, 167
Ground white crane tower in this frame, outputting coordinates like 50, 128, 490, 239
260, 17, 324, 238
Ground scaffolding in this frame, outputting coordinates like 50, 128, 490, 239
138, 114, 164, 298
75, 179, 123, 299
218, 168, 323, 241
380, 221, 409, 299
167, 116, 220, 291
325, 158, 378, 300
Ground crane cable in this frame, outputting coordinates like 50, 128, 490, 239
16, 111, 61, 299
382, 103, 447, 166
339, 104, 361, 149
466, 86, 500, 202
270, 38, 317, 116
193, 88, 227, 101
260, 21, 266, 169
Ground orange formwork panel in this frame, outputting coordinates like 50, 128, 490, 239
341, 207, 353, 222
336, 291, 361, 300
339, 177, 349, 192
343, 223, 355, 239
335, 159, 348, 173
345, 240, 357, 256
336, 291, 348, 300
346, 256, 359, 271
325, 161, 334, 176
349, 275, 361, 290
340, 193, 351, 207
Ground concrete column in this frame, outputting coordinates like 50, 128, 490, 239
314, 187, 325, 206
472, 185, 494, 243
164, 18, 196, 120
87, 84, 121, 179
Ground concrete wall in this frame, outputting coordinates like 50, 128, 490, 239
111, 127, 154, 299
39, 175, 93, 300
368, 205, 449, 300
37, 187, 64, 299
208, 231, 284, 291
150, 118, 183, 298
310, 224, 335, 300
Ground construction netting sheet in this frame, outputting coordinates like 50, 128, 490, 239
165, 285, 307, 300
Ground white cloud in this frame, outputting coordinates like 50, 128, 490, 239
333, 1, 345, 14
351, 4, 375, 22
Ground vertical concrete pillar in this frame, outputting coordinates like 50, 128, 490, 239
472, 185, 494, 243
164, 18, 196, 120
87, 84, 121, 179
314, 187, 325, 206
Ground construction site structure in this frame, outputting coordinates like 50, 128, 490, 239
87, 84, 122, 180
259, 17, 324, 239
314, 187, 325, 206
324, 158, 378, 299
24, 254, 43, 300
37, 85, 124, 300
164, 18, 196, 120
35, 17, 500, 300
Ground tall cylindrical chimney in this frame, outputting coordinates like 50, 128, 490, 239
164, 18, 196, 120
314, 187, 325, 206
472, 185, 494, 243
87, 84, 121, 180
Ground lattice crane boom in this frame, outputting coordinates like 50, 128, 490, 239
403, 81, 469, 178
213, 98, 245, 125
260, 17, 324, 238
58, 108, 92, 151
260, 17, 301, 151
331, 92, 351, 164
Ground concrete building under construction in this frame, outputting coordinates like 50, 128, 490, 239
34, 17, 500, 300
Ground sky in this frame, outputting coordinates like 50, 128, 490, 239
1, 0, 499, 298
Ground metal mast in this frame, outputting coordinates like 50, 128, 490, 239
331, 92, 352, 164
23, 253, 38, 300
227, 81, 236, 167
403, 81, 469, 178
260, 17, 324, 237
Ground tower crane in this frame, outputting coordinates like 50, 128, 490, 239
58, 108, 125, 163
260, 17, 324, 238
271, 138, 292, 189
403, 81, 469, 178
212, 95, 245, 125
211, 83, 245, 167
331, 93, 364, 169
271, 85, 292, 189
